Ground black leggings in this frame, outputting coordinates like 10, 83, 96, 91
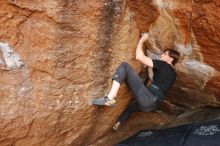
118, 100, 141, 124
112, 62, 158, 124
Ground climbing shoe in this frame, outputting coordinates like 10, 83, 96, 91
92, 96, 116, 106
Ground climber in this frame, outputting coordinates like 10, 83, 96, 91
92, 33, 180, 131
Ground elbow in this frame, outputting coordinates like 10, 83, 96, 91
136, 54, 143, 61
136, 55, 140, 61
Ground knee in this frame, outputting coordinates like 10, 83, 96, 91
120, 62, 130, 68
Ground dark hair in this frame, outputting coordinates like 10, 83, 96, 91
164, 49, 180, 65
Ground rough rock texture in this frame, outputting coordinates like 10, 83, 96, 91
0, 0, 140, 145
0, 0, 220, 146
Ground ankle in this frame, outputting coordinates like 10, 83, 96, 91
115, 121, 120, 127
106, 95, 115, 100
113, 122, 121, 131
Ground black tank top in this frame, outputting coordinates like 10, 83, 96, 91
152, 60, 176, 94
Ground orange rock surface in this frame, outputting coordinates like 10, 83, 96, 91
0, 0, 220, 145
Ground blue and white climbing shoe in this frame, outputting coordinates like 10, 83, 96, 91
92, 96, 116, 106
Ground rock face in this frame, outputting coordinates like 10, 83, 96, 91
0, 0, 220, 146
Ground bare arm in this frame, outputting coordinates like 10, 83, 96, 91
136, 33, 153, 68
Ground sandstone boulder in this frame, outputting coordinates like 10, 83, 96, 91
0, 0, 220, 146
